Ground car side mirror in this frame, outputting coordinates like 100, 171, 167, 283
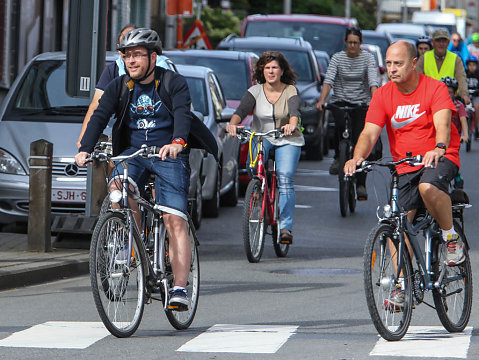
217, 107, 235, 122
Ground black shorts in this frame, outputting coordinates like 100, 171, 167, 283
398, 157, 458, 211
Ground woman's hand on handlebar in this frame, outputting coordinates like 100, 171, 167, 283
75, 151, 90, 167
344, 156, 365, 177
281, 123, 296, 136
316, 98, 325, 111
226, 124, 244, 137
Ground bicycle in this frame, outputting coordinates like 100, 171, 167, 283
87, 143, 200, 337
358, 154, 473, 341
236, 128, 288, 263
325, 103, 368, 217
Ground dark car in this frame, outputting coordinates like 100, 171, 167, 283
241, 14, 358, 57
163, 49, 258, 190
217, 35, 328, 159
313, 50, 330, 76
362, 30, 391, 63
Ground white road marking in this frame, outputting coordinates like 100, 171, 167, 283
295, 204, 312, 208
294, 184, 337, 192
370, 326, 473, 358
295, 169, 330, 176
0, 322, 109, 349
177, 324, 298, 353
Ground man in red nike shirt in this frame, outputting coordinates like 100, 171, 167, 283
344, 40, 464, 306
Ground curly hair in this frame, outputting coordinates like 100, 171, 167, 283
253, 51, 296, 85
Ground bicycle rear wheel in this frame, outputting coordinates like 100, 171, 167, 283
90, 212, 146, 338
272, 185, 289, 257
338, 141, 350, 217
432, 221, 473, 332
243, 178, 266, 263
348, 178, 356, 213
165, 220, 200, 330
363, 223, 413, 341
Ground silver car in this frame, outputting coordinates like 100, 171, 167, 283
0, 52, 204, 231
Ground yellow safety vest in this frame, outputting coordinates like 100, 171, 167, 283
424, 50, 456, 80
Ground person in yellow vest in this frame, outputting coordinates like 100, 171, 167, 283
417, 29, 470, 105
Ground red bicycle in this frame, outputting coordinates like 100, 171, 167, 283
237, 128, 288, 262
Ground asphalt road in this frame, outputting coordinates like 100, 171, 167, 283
1, 140, 479, 359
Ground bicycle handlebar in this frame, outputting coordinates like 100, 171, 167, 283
86, 144, 160, 164
323, 102, 368, 112
354, 154, 424, 174
235, 128, 285, 141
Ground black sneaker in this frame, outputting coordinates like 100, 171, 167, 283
356, 185, 368, 201
169, 288, 189, 311
329, 159, 339, 175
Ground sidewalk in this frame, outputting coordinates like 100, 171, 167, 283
0, 232, 89, 291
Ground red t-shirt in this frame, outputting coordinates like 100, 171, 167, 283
366, 74, 460, 174
452, 99, 467, 134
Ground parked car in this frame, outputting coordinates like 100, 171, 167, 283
163, 49, 257, 191
175, 64, 239, 216
241, 14, 358, 57
313, 50, 330, 76
0, 52, 205, 231
361, 44, 388, 87
362, 30, 391, 62
375, 23, 427, 43
217, 35, 328, 159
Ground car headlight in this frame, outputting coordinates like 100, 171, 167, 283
0, 149, 26, 175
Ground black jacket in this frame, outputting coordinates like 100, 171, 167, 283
79, 67, 218, 160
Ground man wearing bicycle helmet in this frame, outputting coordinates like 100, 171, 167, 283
416, 35, 432, 58
75, 28, 216, 310
345, 42, 464, 287
465, 55, 479, 139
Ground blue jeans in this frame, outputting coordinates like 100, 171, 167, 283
248, 139, 301, 232
113, 147, 190, 218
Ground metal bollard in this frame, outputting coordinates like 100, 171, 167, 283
28, 139, 53, 252
85, 134, 108, 217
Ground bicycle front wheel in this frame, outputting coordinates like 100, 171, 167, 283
243, 178, 266, 263
90, 212, 146, 338
272, 185, 289, 257
338, 141, 350, 217
165, 220, 200, 330
433, 221, 473, 332
363, 223, 413, 341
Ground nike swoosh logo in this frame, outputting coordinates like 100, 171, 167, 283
391, 111, 426, 129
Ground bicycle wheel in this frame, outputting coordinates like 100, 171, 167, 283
243, 178, 266, 263
432, 221, 473, 332
363, 223, 414, 341
272, 185, 289, 257
165, 221, 200, 330
90, 212, 146, 338
338, 141, 350, 217
348, 178, 356, 213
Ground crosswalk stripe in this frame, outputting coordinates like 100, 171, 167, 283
0, 322, 109, 349
177, 324, 298, 353
370, 326, 473, 358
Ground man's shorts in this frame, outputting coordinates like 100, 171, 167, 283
398, 157, 458, 211
112, 147, 190, 220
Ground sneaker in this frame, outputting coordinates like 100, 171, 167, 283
280, 229, 293, 244
384, 289, 405, 311
356, 185, 368, 201
169, 288, 189, 311
329, 158, 339, 175
446, 233, 465, 266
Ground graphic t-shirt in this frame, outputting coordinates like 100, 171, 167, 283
366, 74, 460, 173
127, 81, 173, 148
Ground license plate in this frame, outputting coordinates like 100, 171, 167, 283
51, 189, 86, 203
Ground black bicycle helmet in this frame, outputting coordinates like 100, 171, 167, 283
440, 76, 458, 90
118, 28, 162, 55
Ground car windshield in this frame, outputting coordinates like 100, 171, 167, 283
167, 56, 248, 100
183, 77, 207, 116
244, 21, 346, 56
362, 36, 389, 60
8, 60, 90, 120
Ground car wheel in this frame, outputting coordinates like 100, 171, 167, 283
221, 165, 238, 207
203, 168, 220, 218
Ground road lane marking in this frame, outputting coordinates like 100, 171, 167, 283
295, 204, 312, 208
370, 326, 472, 358
294, 185, 337, 192
0, 322, 109, 349
295, 169, 330, 176
177, 324, 298, 353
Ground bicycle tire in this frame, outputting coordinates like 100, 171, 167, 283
243, 178, 266, 263
272, 185, 289, 257
90, 212, 147, 338
432, 221, 473, 332
338, 141, 350, 217
363, 223, 414, 341
165, 220, 200, 330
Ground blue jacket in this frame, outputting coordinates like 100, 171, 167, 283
448, 41, 470, 69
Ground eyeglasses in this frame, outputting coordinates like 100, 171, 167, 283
346, 41, 360, 46
123, 52, 149, 61
451, 38, 460, 42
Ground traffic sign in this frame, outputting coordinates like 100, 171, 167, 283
182, 19, 212, 49
166, 0, 193, 17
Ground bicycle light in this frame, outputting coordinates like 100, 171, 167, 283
109, 190, 122, 203
383, 204, 392, 218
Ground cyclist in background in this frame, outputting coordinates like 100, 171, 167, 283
316, 27, 379, 200
226, 51, 304, 244
447, 32, 470, 69
465, 55, 479, 139
416, 35, 432, 58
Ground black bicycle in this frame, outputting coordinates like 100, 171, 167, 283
359, 154, 473, 341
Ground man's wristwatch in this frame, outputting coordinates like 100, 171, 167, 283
435, 142, 447, 151
172, 137, 187, 148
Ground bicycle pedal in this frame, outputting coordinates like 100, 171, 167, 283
168, 304, 188, 312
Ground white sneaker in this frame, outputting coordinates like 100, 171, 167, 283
446, 233, 465, 266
